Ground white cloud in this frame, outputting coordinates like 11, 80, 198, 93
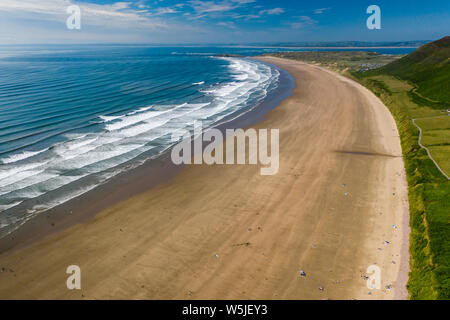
188, 0, 235, 14
217, 21, 237, 29
231, 0, 256, 3
187, 0, 257, 17
0, 0, 319, 44
0, 0, 166, 28
153, 7, 179, 15
314, 7, 331, 14
259, 8, 284, 16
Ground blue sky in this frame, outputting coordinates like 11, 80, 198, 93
0, 0, 448, 44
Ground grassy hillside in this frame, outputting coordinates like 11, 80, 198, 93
371, 36, 450, 106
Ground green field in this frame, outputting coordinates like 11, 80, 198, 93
364, 76, 450, 176
422, 130, 450, 146
376, 36, 450, 105
416, 117, 450, 175
269, 37, 450, 300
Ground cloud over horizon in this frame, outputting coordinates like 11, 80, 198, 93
0, 0, 448, 44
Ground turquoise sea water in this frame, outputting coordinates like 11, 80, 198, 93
0, 45, 416, 237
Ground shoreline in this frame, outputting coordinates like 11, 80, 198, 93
296, 61, 411, 300
0, 59, 295, 256
0, 57, 409, 300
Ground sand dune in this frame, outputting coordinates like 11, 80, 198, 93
0, 57, 409, 300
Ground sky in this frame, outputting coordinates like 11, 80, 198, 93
0, 0, 448, 44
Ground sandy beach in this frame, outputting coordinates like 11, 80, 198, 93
0, 57, 410, 300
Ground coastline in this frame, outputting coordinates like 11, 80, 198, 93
0, 58, 294, 256
295, 61, 411, 299
0, 57, 409, 300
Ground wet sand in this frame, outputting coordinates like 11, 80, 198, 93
0, 57, 409, 300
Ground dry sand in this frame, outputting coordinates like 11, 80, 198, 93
0, 57, 410, 300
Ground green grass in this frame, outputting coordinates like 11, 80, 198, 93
422, 129, 450, 146
414, 117, 450, 175
370, 36, 450, 106
428, 146, 450, 175
364, 76, 444, 119
415, 117, 450, 131
356, 76, 450, 177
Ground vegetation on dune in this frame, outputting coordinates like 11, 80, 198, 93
269, 37, 450, 300
267, 51, 401, 72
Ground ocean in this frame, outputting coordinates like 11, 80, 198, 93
0, 45, 416, 238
